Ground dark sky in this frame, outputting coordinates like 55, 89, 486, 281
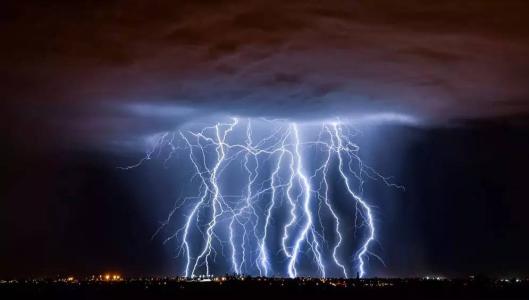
1, 0, 529, 278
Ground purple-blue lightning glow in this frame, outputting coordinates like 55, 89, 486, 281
123, 118, 402, 278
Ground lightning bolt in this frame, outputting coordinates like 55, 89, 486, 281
123, 118, 402, 278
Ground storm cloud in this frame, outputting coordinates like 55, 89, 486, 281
3, 0, 529, 145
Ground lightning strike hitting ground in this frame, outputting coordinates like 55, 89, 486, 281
123, 118, 402, 278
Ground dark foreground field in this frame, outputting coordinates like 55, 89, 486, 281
2, 277, 528, 299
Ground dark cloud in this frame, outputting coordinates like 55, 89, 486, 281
2, 0, 529, 146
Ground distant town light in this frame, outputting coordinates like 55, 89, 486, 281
100, 273, 122, 281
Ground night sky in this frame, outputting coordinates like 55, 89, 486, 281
2, 1, 529, 278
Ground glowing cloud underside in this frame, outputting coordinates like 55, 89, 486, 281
123, 118, 402, 278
